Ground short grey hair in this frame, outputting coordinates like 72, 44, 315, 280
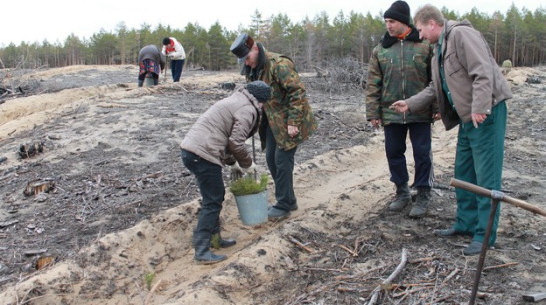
414, 4, 445, 26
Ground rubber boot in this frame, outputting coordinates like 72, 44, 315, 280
409, 187, 430, 218
388, 182, 411, 211
193, 232, 227, 265
138, 80, 144, 87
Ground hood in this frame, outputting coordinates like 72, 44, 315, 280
445, 19, 474, 40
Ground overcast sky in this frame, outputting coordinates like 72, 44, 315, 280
1, 0, 543, 46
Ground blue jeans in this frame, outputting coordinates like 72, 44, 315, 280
265, 126, 297, 211
171, 59, 185, 82
384, 122, 433, 188
181, 149, 224, 235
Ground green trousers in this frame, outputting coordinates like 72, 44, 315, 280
453, 101, 507, 245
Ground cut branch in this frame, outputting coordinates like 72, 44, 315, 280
367, 248, 408, 305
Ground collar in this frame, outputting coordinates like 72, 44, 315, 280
396, 27, 412, 40
381, 25, 422, 48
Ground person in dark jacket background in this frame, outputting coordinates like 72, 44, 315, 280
180, 80, 270, 265
137, 44, 165, 87
366, 0, 437, 218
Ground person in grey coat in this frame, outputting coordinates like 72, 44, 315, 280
180, 80, 271, 264
391, 4, 512, 256
138, 45, 166, 87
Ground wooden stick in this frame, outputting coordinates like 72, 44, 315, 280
387, 282, 435, 290
442, 268, 460, 285
145, 279, 162, 305
482, 262, 518, 271
409, 257, 435, 264
368, 248, 408, 305
450, 178, 546, 217
393, 286, 431, 298
337, 244, 358, 257
289, 236, 314, 253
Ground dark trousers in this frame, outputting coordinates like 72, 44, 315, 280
384, 122, 433, 188
181, 149, 224, 236
453, 101, 507, 245
138, 72, 159, 86
171, 59, 185, 82
265, 126, 297, 211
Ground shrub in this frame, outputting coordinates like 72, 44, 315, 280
230, 174, 268, 196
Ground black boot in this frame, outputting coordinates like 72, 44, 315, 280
388, 182, 411, 211
409, 187, 430, 218
138, 80, 144, 87
193, 232, 227, 265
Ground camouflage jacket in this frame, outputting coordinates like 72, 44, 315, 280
244, 44, 317, 151
366, 26, 437, 125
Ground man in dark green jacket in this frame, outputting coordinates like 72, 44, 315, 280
230, 33, 317, 220
366, 0, 437, 218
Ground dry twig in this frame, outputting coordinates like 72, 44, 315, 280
367, 248, 408, 305
482, 262, 518, 271
288, 236, 314, 253
145, 279, 162, 305
337, 244, 358, 257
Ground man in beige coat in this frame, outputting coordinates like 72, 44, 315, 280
180, 80, 271, 264
391, 4, 512, 256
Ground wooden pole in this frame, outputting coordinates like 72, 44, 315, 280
449, 178, 546, 305
450, 178, 546, 217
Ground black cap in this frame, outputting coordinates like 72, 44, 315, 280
162, 37, 171, 45
384, 1, 411, 25
246, 80, 271, 102
230, 33, 254, 65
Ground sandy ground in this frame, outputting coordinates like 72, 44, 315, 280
0, 65, 545, 304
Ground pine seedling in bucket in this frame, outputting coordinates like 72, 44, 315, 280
231, 174, 269, 226
230, 174, 268, 196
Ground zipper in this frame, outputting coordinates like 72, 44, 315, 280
400, 40, 407, 124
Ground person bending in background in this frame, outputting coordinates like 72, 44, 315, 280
137, 44, 165, 87
162, 37, 186, 82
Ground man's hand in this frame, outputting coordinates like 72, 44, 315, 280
433, 112, 441, 121
241, 162, 256, 174
370, 119, 382, 128
288, 125, 299, 138
390, 100, 409, 113
229, 163, 243, 174
471, 113, 487, 128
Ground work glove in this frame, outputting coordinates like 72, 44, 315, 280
229, 163, 244, 181
241, 162, 256, 175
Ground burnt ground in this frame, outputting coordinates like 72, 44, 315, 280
0, 65, 545, 304
0, 67, 368, 286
